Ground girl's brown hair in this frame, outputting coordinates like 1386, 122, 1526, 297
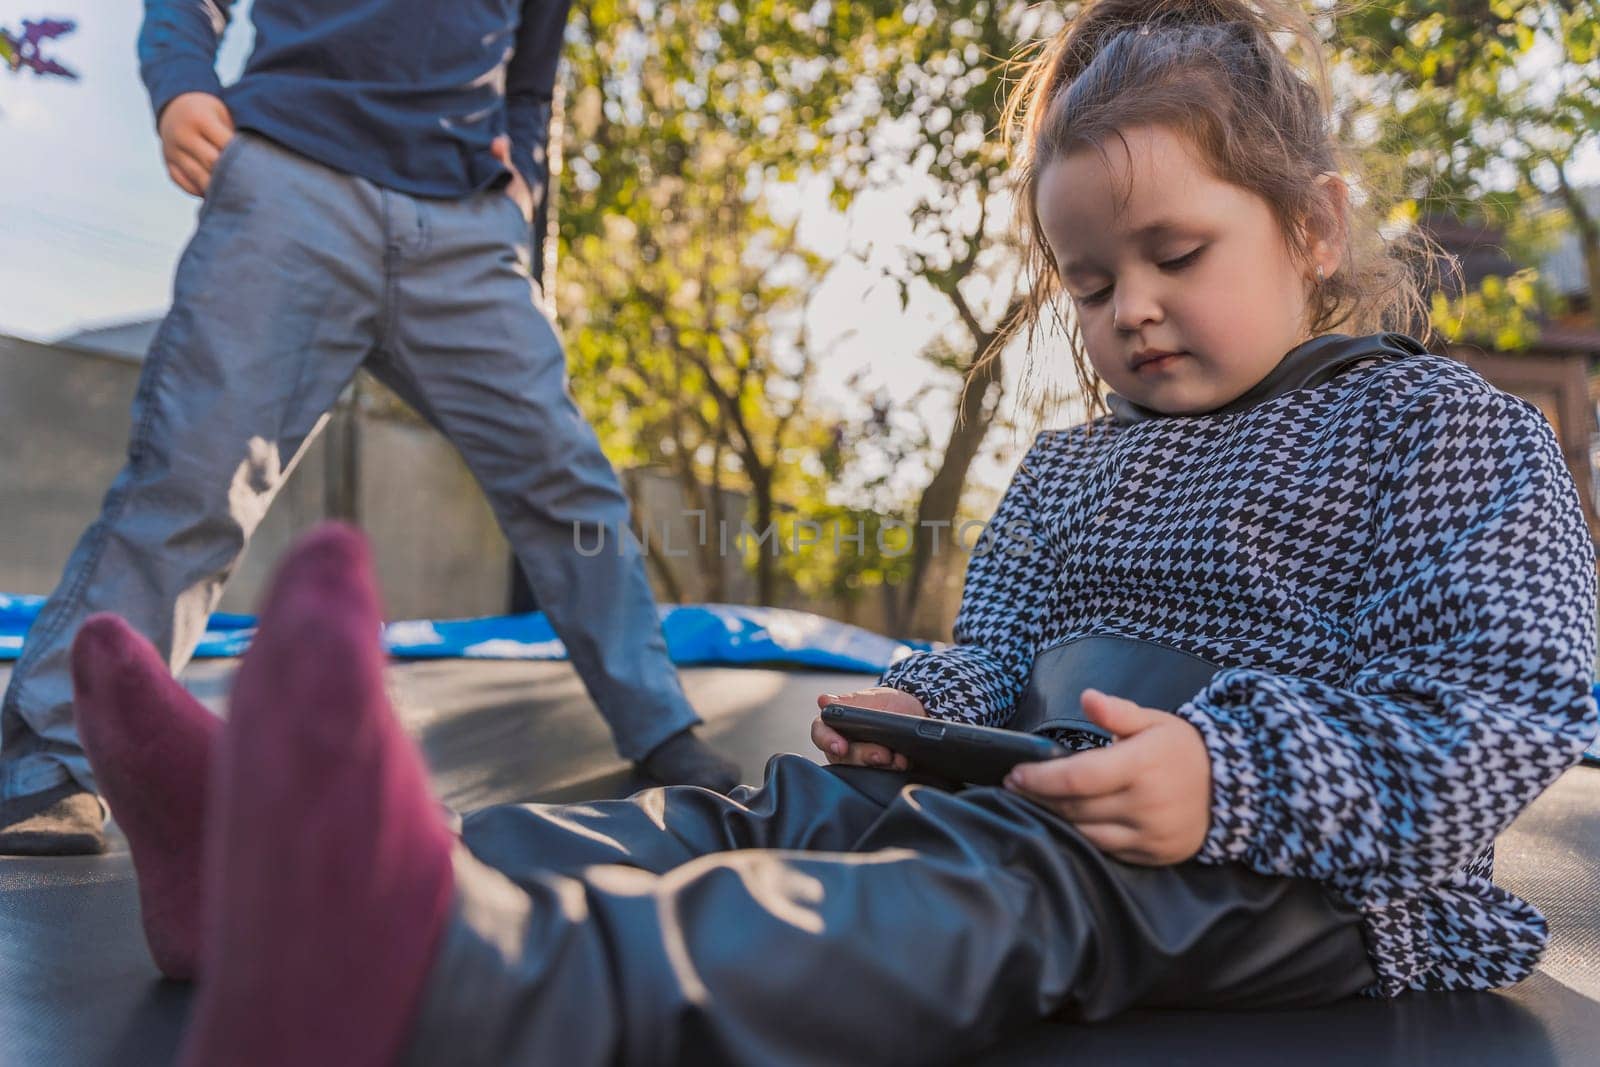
1002, 0, 1446, 420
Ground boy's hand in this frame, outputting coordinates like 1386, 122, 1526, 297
1004, 688, 1212, 866
491, 136, 534, 223
158, 92, 235, 197
811, 687, 926, 771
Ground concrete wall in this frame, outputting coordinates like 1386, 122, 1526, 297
354, 411, 510, 619
0, 334, 508, 620
620, 467, 756, 605
0, 331, 954, 637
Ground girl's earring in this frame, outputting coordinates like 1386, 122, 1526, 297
1314, 264, 1326, 286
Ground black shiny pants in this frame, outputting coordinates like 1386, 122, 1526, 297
403, 754, 1376, 1067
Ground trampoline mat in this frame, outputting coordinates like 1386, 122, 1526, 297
2, 659, 1597, 1067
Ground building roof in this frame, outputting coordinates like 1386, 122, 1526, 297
1420, 212, 1521, 297
54, 317, 162, 360
1542, 184, 1600, 300
1420, 192, 1600, 354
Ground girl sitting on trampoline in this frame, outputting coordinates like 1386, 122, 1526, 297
71, 1, 1597, 1064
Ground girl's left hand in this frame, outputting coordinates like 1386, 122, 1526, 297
1003, 688, 1212, 866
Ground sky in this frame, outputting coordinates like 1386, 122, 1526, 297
0, 1, 257, 339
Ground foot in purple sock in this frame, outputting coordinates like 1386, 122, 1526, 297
72, 613, 219, 980
180, 524, 455, 1067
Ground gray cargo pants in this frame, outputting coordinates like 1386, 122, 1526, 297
403, 754, 1377, 1066
0, 132, 698, 801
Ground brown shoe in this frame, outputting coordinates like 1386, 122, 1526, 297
0, 781, 107, 855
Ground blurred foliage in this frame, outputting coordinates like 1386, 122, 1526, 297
825, 3, 1067, 634
1429, 270, 1545, 349
555, 2, 1067, 624
1334, 0, 1600, 343
558, 1, 916, 606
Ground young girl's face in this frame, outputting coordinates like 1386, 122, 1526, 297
1036, 124, 1323, 415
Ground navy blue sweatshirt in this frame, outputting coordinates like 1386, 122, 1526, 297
138, 0, 570, 202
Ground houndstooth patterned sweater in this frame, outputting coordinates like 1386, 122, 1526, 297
879, 335, 1598, 997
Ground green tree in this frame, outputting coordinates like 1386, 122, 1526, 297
554, 2, 1066, 630
825, 2, 1061, 636
1336, 0, 1600, 339
557, 1, 899, 606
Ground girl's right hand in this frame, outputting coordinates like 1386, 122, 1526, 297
811, 686, 927, 771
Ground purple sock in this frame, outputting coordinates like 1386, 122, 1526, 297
71, 614, 219, 981
179, 524, 455, 1067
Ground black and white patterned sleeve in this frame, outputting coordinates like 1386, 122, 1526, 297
877, 434, 1065, 727
1172, 388, 1598, 902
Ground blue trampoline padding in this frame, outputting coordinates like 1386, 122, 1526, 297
5, 592, 1598, 757
0, 595, 930, 676
384, 603, 933, 673
0, 594, 260, 660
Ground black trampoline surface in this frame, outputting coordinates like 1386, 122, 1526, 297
2, 658, 1597, 1066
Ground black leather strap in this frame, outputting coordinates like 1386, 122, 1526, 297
1011, 635, 1222, 742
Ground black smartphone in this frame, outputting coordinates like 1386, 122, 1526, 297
820, 703, 1071, 786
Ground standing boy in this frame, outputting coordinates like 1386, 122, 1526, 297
0, 0, 740, 856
